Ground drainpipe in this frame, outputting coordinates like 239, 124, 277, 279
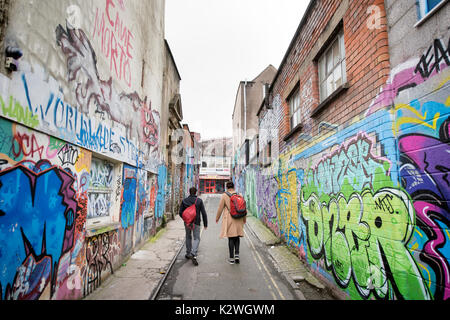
243, 80, 247, 148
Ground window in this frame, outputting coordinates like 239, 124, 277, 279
289, 87, 301, 129
200, 180, 205, 193
418, 0, 446, 19
87, 157, 117, 227
260, 141, 272, 167
318, 31, 346, 103
224, 157, 230, 169
215, 158, 223, 169
262, 83, 270, 100
207, 157, 214, 168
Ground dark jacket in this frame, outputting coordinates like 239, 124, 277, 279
179, 195, 208, 227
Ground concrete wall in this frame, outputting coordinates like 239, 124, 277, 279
232, 82, 243, 155
385, 0, 449, 67
162, 42, 182, 218
232, 65, 277, 157
234, 0, 450, 300
0, 0, 175, 300
244, 65, 277, 141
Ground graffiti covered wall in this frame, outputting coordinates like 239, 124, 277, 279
234, 0, 450, 300
0, 0, 170, 300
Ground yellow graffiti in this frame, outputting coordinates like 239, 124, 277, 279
74, 149, 92, 172
415, 228, 424, 238
418, 263, 432, 289
0, 154, 17, 166
393, 103, 440, 135
437, 74, 450, 90
275, 165, 300, 246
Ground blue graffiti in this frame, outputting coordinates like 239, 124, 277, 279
293, 109, 398, 187
0, 162, 77, 299
121, 165, 137, 229
155, 165, 167, 219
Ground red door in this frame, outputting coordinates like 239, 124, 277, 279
205, 180, 216, 193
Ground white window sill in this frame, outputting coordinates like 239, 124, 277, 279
415, 0, 448, 28
144, 212, 154, 219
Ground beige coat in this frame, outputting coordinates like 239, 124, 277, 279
215, 191, 246, 238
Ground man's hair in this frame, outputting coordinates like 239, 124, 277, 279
189, 187, 197, 195
226, 181, 234, 189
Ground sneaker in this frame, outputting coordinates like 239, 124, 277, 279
229, 258, 235, 264
234, 255, 240, 264
192, 256, 199, 266
185, 253, 193, 259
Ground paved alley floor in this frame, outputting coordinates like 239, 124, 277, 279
83, 194, 336, 301
84, 213, 186, 300
156, 194, 336, 300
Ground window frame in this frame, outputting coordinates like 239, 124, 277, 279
260, 141, 272, 167
86, 157, 121, 229
318, 30, 346, 103
415, 0, 448, 26
288, 86, 301, 130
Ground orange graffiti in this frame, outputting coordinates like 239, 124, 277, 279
74, 149, 91, 172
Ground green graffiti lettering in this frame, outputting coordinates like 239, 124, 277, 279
0, 96, 39, 129
301, 188, 430, 300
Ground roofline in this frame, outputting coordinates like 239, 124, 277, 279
251, 64, 277, 82
257, 0, 316, 117
164, 39, 182, 81
268, 0, 316, 96
231, 80, 255, 119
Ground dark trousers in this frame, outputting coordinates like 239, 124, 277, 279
228, 237, 240, 258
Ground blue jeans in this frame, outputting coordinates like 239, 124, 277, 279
185, 223, 201, 257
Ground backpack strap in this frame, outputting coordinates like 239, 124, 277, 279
224, 192, 233, 211
225, 191, 237, 198
224, 192, 238, 211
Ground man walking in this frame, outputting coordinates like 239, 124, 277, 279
179, 187, 208, 266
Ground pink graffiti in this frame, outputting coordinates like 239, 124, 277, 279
141, 101, 159, 147
367, 38, 449, 115
93, 0, 134, 87
414, 201, 450, 300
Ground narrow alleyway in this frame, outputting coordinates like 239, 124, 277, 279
156, 194, 333, 300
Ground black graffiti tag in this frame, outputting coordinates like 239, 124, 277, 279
415, 38, 450, 79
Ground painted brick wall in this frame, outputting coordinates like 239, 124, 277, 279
235, 0, 450, 300
0, 0, 171, 300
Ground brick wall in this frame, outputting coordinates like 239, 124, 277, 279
236, 0, 450, 300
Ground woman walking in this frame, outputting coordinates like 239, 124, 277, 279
215, 181, 246, 264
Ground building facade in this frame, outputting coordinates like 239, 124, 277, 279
181, 124, 200, 197
232, 65, 277, 171
199, 137, 232, 194
234, 0, 449, 300
0, 0, 197, 300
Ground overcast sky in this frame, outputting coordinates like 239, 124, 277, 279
165, 0, 309, 141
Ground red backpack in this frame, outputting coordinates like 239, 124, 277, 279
226, 192, 247, 219
182, 198, 197, 229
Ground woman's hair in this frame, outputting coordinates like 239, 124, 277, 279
226, 181, 234, 189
